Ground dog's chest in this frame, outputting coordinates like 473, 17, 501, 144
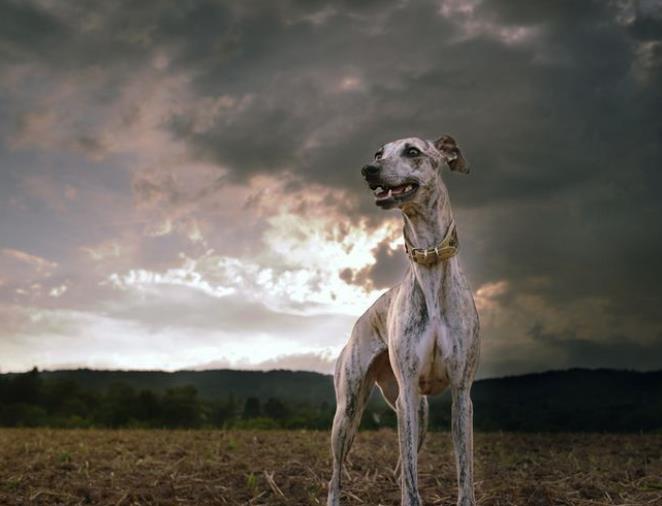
392, 267, 476, 394
416, 320, 450, 395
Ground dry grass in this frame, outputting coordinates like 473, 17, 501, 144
0, 429, 660, 505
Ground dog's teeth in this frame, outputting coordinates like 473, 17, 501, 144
405, 185, 412, 192
374, 186, 383, 195
387, 189, 393, 197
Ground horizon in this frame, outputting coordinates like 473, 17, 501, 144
3, 364, 661, 381
1, 1, 661, 377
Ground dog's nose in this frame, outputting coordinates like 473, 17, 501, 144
361, 164, 380, 177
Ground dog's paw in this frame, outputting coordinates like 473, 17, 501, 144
456, 496, 476, 506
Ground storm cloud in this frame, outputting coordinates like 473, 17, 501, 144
0, 0, 661, 376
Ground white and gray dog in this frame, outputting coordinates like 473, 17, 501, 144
327, 135, 480, 506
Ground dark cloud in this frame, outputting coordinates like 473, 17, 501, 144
368, 239, 409, 289
337, 238, 408, 291
0, 0, 67, 63
526, 321, 662, 371
478, 332, 662, 378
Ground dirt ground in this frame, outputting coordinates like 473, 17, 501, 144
0, 429, 660, 505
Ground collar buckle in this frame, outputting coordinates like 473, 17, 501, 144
404, 222, 459, 266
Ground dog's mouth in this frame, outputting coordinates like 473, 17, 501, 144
368, 181, 419, 207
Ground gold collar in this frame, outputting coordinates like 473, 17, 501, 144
404, 221, 459, 265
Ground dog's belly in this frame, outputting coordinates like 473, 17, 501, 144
417, 323, 450, 395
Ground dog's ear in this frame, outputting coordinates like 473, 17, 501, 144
434, 135, 469, 174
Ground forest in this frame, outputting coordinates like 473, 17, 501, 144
1, 367, 660, 432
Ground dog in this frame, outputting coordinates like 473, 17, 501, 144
326, 135, 480, 506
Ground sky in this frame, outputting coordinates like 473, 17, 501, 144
0, 0, 661, 378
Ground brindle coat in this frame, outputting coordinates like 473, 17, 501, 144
327, 136, 480, 506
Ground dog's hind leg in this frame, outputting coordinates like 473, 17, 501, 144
417, 395, 429, 453
327, 323, 386, 506
393, 397, 428, 478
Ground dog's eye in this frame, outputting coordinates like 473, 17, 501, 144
405, 147, 421, 157
374, 150, 383, 160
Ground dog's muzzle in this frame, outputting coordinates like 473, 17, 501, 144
363, 176, 420, 209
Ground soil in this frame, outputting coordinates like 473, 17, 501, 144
0, 429, 660, 505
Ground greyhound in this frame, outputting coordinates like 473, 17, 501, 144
326, 135, 480, 506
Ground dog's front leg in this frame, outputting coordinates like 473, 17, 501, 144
396, 379, 423, 505
451, 385, 476, 506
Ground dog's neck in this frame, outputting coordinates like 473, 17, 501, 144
401, 187, 454, 255
400, 185, 458, 313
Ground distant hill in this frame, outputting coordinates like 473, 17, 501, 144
37, 368, 335, 405
440, 368, 662, 432
2, 367, 660, 431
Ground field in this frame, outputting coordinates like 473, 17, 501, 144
0, 429, 661, 505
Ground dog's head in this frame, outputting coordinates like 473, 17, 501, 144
361, 135, 469, 210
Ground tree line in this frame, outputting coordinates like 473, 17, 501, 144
1, 367, 661, 431
0, 368, 344, 429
